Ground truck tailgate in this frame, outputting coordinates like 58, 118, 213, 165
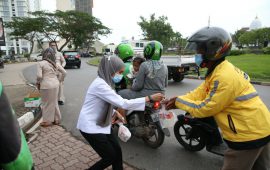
161, 55, 195, 67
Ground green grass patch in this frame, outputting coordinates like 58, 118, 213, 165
226, 54, 270, 82
88, 57, 101, 66
195, 54, 270, 82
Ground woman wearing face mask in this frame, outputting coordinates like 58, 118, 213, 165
77, 56, 164, 170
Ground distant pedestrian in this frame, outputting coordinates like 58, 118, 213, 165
49, 41, 66, 105
36, 48, 66, 127
77, 56, 164, 170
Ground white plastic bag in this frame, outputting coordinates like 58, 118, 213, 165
117, 123, 131, 142
159, 105, 177, 128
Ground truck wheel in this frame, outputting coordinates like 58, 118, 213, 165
173, 75, 184, 82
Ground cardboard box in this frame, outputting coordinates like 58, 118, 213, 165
24, 91, 41, 107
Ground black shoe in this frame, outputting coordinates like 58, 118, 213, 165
58, 101, 64, 105
206, 143, 227, 156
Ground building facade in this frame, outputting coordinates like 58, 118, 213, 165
56, 0, 93, 15
0, 0, 41, 55
56, 0, 75, 11
75, 0, 93, 16
28, 0, 41, 13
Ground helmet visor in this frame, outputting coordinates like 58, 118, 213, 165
185, 41, 207, 54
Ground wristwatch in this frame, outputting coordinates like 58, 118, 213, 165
148, 95, 154, 102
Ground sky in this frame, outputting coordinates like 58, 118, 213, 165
41, 0, 270, 45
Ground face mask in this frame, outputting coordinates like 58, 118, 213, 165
195, 54, 203, 67
112, 73, 123, 83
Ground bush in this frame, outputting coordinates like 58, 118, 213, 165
24, 53, 30, 59
263, 47, 270, 54
229, 48, 264, 56
247, 48, 263, 54
229, 50, 245, 56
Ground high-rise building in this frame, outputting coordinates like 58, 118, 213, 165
28, 0, 41, 12
56, 0, 75, 11
75, 0, 93, 16
56, 0, 93, 16
0, 0, 33, 55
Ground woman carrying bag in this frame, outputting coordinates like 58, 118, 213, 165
77, 56, 164, 170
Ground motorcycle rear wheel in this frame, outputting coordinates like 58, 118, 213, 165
174, 121, 206, 151
142, 122, 165, 149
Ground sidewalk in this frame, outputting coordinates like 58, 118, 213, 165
29, 125, 136, 170
1, 63, 136, 170
0, 62, 35, 86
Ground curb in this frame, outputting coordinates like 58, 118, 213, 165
185, 75, 270, 86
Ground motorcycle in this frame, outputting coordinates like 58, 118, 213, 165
173, 114, 227, 156
114, 101, 170, 149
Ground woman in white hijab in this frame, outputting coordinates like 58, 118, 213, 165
77, 56, 164, 170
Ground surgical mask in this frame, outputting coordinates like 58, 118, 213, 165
112, 73, 123, 83
195, 54, 203, 67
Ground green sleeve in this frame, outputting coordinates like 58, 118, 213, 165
0, 82, 33, 170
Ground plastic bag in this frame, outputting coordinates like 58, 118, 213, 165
118, 123, 131, 142
159, 105, 177, 128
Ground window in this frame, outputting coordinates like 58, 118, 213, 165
140, 43, 144, 48
3, 11, 10, 16
3, 17, 10, 21
135, 43, 140, 47
18, 12, 25, 16
17, 2, 24, 6
21, 41, 28, 46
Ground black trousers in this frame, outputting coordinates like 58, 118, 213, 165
80, 130, 123, 170
200, 117, 223, 145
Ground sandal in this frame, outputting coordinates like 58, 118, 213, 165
40, 122, 53, 127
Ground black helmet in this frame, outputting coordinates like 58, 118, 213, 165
185, 27, 232, 61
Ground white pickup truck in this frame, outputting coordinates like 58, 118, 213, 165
161, 55, 198, 82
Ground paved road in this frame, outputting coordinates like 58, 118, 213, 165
23, 58, 270, 170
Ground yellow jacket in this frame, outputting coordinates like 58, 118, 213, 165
175, 60, 270, 148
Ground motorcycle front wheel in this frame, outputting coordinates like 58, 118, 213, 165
174, 121, 206, 151
142, 122, 165, 149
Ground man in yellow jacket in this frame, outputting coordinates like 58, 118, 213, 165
165, 26, 270, 170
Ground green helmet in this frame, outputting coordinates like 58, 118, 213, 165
144, 41, 163, 60
115, 43, 134, 62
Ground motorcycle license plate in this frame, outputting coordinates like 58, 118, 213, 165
150, 112, 159, 122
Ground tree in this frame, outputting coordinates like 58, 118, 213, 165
6, 10, 111, 53
138, 14, 175, 48
239, 30, 257, 47
238, 28, 270, 48
232, 29, 247, 49
5, 17, 47, 54
256, 27, 270, 47
31, 10, 111, 51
